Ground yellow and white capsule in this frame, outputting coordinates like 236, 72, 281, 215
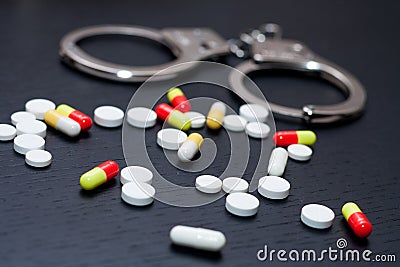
206, 102, 226, 130
44, 110, 81, 137
177, 133, 203, 162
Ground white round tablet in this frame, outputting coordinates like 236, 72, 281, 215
16, 120, 47, 138
222, 177, 249, 193
184, 111, 206, 128
239, 104, 269, 122
157, 128, 187, 150
25, 150, 52, 168
121, 182, 156, 206
127, 107, 157, 128
288, 144, 313, 161
258, 176, 290, 199
120, 166, 153, 184
301, 204, 335, 229
94, 106, 125, 127
223, 115, 247, 132
25, 99, 56, 120
245, 122, 270, 139
0, 124, 17, 141
11, 111, 36, 126
225, 192, 259, 217
195, 175, 222, 194
14, 134, 45, 154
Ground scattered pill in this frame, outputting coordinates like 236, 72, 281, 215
167, 87, 191, 112
222, 177, 249, 193
44, 110, 81, 137
157, 128, 187, 150
11, 111, 36, 126
225, 192, 259, 217
0, 124, 17, 141
301, 204, 335, 229
120, 166, 153, 185
56, 104, 93, 131
170, 225, 226, 252
80, 160, 119, 190
14, 134, 45, 154
268, 147, 288, 176
287, 144, 312, 161
223, 115, 247, 132
25, 99, 56, 120
342, 202, 372, 238
239, 104, 269, 122
207, 102, 226, 130
94, 105, 124, 128
121, 182, 155, 206
155, 103, 191, 131
245, 121, 270, 139
177, 133, 203, 162
273, 130, 316, 146
25, 149, 52, 168
258, 176, 290, 200
195, 175, 222, 194
184, 111, 206, 129
16, 120, 47, 138
127, 107, 157, 128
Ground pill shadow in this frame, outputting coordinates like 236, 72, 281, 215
170, 244, 223, 261
299, 221, 333, 234
340, 218, 369, 246
224, 210, 258, 221
79, 179, 117, 198
120, 200, 154, 210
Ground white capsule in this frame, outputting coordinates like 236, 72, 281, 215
44, 110, 81, 137
268, 147, 288, 176
177, 133, 203, 162
170, 225, 226, 252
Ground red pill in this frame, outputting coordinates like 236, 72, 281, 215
167, 87, 191, 112
273, 130, 316, 146
56, 104, 93, 131
80, 160, 119, 190
342, 202, 372, 238
155, 103, 191, 131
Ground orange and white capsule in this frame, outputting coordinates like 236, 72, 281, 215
56, 104, 92, 131
342, 202, 372, 238
206, 102, 225, 130
44, 110, 81, 137
178, 133, 203, 162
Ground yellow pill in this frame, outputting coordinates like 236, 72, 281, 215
207, 102, 226, 130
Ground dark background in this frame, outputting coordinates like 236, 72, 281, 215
0, 0, 399, 266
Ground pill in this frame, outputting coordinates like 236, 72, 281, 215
80, 160, 119, 190
287, 144, 312, 161
44, 110, 81, 137
25, 99, 56, 120
195, 175, 222, 194
245, 121, 270, 138
239, 104, 269, 122
14, 134, 45, 154
157, 128, 187, 150
16, 120, 47, 138
121, 182, 155, 206
11, 111, 36, 126
177, 133, 203, 162
225, 192, 259, 217
268, 147, 288, 176
56, 104, 93, 131
120, 166, 153, 184
94, 106, 124, 128
167, 87, 191, 112
223, 115, 247, 132
155, 103, 191, 131
25, 149, 52, 168
258, 176, 290, 199
342, 202, 372, 238
184, 111, 206, 129
206, 102, 226, 130
222, 177, 249, 193
127, 107, 157, 128
273, 130, 316, 146
301, 204, 335, 229
170, 225, 226, 252
0, 124, 17, 141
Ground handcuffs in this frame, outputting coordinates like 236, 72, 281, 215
60, 24, 366, 124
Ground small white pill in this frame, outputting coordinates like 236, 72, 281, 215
222, 177, 249, 193
225, 192, 259, 217
25, 99, 56, 120
170, 225, 226, 252
239, 104, 269, 122
0, 124, 17, 141
121, 182, 155, 206
195, 175, 222, 194
120, 166, 153, 185
268, 147, 288, 176
288, 144, 313, 161
127, 107, 157, 128
245, 122, 270, 139
14, 134, 45, 154
94, 106, 124, 127
184, 111, 206, 128
301, 204, 335, 229
16, 120, 47, 138
157, 128, 187, 150
258, 176, 290, 200
11, 111, 36, 126
25, 149, 52, 168
223, 115, 247, 132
